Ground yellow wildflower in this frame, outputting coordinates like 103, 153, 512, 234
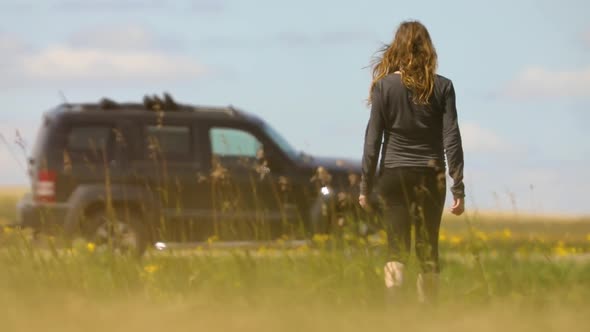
296, 243, 310, 253
144, 264, 159, 274
376, 230, 387, 246
312, 234, 330, 245
502, 228, 512, 239
450, 236, 462, 245
257, 245, 267, 255
475, 231, 488, 242
207, 235, 219, 246
374, 267, 382, 276
553, 241, 568, 257
553, 246, 569, 257
586, 233, 590, 242
276, 234, 289, 246
86, 242, 96, 253
357, 237, 367, 246
3, 226, 14, 235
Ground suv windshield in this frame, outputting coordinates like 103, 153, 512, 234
262, 123, 299, 161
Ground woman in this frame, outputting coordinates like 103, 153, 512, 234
359, 21, 465, 303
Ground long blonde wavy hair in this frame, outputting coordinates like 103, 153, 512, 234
369, 21, 438, 105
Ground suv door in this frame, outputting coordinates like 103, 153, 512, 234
204, 122, 299, 240
130, 117, 209, 241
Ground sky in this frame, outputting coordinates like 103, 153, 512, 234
0, 0, 589, 215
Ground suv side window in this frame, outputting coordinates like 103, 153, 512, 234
65, 126, 113, 162
145, 125, 191, 161
210, 127, 262, 159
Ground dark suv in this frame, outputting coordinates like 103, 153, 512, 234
17, 94, 375, 254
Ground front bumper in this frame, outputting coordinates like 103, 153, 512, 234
16, 193, 69, 232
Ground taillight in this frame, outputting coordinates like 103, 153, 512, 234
35, 170, 56, 203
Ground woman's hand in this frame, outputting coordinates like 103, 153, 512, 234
450, 197, 465, 216
359, 195, 369, 210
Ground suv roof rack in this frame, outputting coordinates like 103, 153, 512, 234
99, 98, 119, 110
143, 92, 180, 111
70, 93, 239, 117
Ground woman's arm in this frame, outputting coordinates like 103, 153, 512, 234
442, 81, 465, 200
360, 82, 385, 197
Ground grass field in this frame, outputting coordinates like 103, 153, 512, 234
0, 186, 27, 225
1, 187, 590, 331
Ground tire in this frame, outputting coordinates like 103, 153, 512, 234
82, 207, 148, 257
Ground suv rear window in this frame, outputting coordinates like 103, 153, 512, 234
67, 127, 111, 151
65, 125, 113, 162
145, 125, 191, 160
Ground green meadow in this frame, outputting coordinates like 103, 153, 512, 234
1, 188, 589, 332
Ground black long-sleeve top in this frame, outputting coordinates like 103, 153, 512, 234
360, 73, 465, 199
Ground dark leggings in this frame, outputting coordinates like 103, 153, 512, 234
378, 167, 446, 273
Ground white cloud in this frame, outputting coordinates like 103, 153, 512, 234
18, 46, 205, 82
0, 32, 29, 55
461, 123, 508, 153
502, 66, 590, 99
0, 28, 207, 87
69, 25, 164, 50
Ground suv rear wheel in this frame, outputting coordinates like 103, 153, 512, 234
309, 198, 333, 235
82, 208, 148, 256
